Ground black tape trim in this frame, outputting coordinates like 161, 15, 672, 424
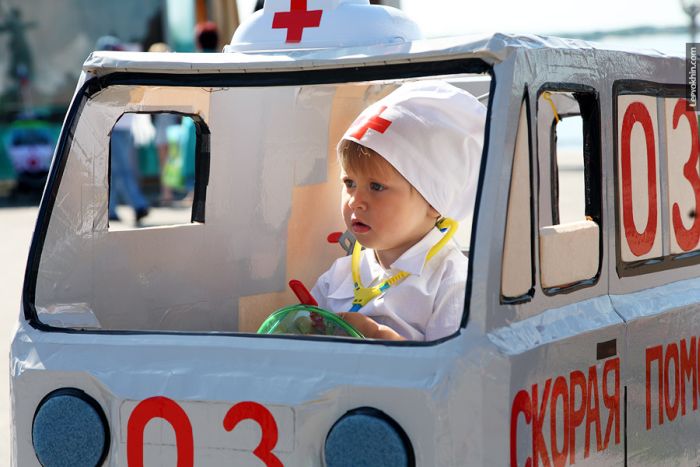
32, 387, 111, 467
623, 385, 628, 467
460, 65, 497, 329
536, 83, 603, 296
191, 116, 210, 223
325, 407, 415, 467
83, 59, 491, 92
500, 86, 536, 305
612, 80, 700, 277
22, 86, 90, 322
23, 58, 492, 348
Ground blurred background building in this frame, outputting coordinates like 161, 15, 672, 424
0, 0, 241, 201
0, 0, 691, 203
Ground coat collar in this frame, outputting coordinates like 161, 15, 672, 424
327, 227, 443, 299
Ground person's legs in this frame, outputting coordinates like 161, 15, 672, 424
109, 133, 127, 220
108, 172, 125, 221
157, 143, 173, 205
110, 129, 149, 221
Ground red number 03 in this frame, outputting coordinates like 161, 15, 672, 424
671, 98, 700, 251
127, 397, 283, 466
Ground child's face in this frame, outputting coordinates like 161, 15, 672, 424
340, 154, 439, 266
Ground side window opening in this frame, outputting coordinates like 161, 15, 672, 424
552, 115, 585, 224
108, 112, 209, 231
538, 89, 602, 293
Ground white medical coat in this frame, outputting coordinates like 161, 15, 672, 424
311, 227, 468, 341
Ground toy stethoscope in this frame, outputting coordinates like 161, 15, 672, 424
349, 217, 458, 311
257, 217, 458, 337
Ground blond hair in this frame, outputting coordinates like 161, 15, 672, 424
338, 139, 397, 179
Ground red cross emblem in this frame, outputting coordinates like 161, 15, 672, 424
272, 0, 323, 44
349, 106, 393, 140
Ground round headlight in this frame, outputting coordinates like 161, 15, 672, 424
324, 407, 414, 467
32, 388, 110, 467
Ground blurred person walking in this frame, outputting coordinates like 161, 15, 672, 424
148, 42, 181, 206
96, 35, 150, 225
108, 112, 150, 224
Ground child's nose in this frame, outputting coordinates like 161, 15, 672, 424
348, 190, 367, 210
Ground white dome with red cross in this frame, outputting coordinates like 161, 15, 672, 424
227, 0, 422, 52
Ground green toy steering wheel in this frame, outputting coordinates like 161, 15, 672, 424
257, 305, 364, 338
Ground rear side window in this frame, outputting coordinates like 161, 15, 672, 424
536, 88, 602, 294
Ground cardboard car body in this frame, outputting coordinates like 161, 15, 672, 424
10, 1, 698, 465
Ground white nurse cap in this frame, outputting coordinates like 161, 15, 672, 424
339, 80, 487, 222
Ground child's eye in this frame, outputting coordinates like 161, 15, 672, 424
343, 178, 356, 189
370, 182, 385, 191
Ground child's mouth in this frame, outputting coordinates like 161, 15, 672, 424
351, 220, 371, 234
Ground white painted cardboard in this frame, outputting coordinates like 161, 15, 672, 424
540, 220, 599, 288
664, 97, 700, 254
617, 94, 662, 262
501, 101, 532, 298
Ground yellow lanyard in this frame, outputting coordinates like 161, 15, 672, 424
349, 218, 458, 311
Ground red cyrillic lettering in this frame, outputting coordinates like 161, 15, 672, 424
127, 396, 194, 467
584, 366, 602, 458
680, 337, 698, 415
671, 99, 700, 251
664, 343, 681, 422
569, 370, 587, 465
620, 101, 657, 256
602, 357, 621, 448
532, 380, 552, 467
550, 376, 569, 467
646, 345, 664, 429
511, 389, 533, 467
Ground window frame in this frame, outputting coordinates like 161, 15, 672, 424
536, 83, 603, 296
107, 111, 211, 225
500, 89, 536, 305
23, 59, 494, 348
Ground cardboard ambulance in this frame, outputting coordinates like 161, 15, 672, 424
10, 0, 697, 465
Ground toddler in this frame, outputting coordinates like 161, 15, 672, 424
311, 80, 486, 341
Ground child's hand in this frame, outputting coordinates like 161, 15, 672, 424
337, 312, 405, 340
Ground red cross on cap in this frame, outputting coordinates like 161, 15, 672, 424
349, 105, 393, 140
272, 0, 323, 44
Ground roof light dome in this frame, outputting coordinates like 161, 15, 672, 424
226, 0, 422, 52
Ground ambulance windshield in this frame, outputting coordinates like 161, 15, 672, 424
30, 72, 491, 341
